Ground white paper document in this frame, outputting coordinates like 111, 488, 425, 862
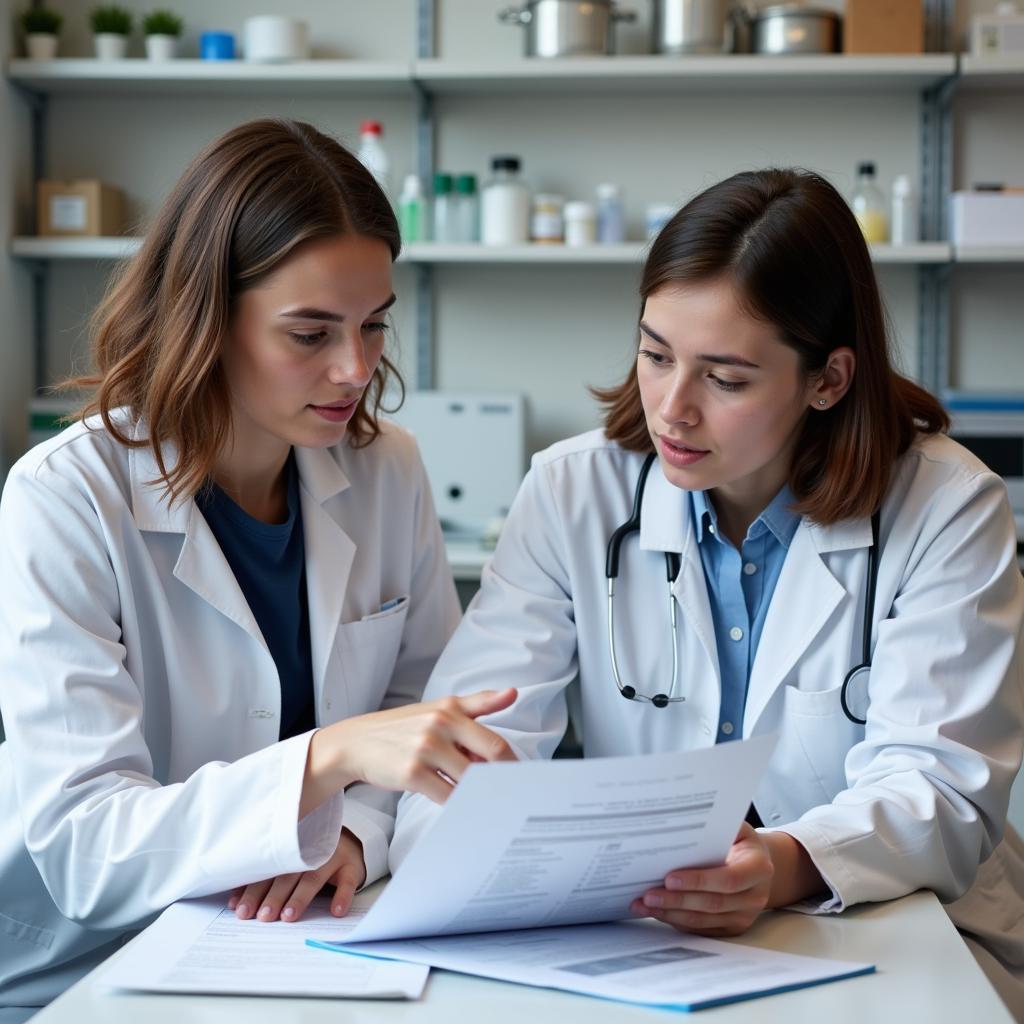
313, 919, 873, 1011
101, 893, 428, 999
345, 735, 778, 943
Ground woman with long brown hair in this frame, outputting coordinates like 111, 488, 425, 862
392, 168, 1024, 1015
0, 118, 514, 1018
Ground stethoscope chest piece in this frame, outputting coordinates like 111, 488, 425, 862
606, 452, 882, 722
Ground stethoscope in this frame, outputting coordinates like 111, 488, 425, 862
606, 452, 881, 724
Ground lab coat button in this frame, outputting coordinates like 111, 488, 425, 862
729, 626, 744, 641
743, 562, 757, 575
325, 699, 332, 711
771, 812, 782, 822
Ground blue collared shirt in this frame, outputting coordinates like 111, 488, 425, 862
690, 486, 800, 743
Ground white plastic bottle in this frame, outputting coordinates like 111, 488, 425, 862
481, 156, 530, 246
357, 120, 390, 195
564, 201, 597, 246
850, 161, 888, 244
596, 183, 625, 244
890, 174, 918, 246
398, 174, 425, 243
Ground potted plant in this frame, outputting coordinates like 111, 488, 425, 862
19, 6, 63, 60
143, 9, 182, 61
90, 5, 132, 59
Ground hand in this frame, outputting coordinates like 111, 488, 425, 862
303, 688, 518, 815
228, 828, 366, 923
630, 822, 774, 937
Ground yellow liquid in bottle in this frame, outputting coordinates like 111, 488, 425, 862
856, 209, 889, 244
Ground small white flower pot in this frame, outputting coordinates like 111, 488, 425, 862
94, 33, 128, 60
26, 33, 59, 60
145, 34, 178, 60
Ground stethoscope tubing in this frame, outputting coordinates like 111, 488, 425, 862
606, 452, 881, 723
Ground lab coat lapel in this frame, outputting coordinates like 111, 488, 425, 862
638, 460, 721, 692
743, 517, 871, 733
128, 439, 267, 648
295, 445, 356, 701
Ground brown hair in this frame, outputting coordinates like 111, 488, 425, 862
67, 118, 404, 501
595, 167, 948, 525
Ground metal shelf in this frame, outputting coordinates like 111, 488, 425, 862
6, 55, 960, 98
414, 54, 959, 95
957, 55, 1024, 91
404, 243, 647, 264
12, 236, 142, 259
954, 245, 1024, 263
5, 58, 412, 96
13, 237, 957, 266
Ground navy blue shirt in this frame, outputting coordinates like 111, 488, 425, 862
197, 454, 315, 740
690, 487, 800, 743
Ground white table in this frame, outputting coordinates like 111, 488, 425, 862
30, 889, 1010, 1023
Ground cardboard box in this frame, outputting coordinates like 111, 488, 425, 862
950, 192, 1024, 246
36, 179, 124, 237
843, 0, 923, 54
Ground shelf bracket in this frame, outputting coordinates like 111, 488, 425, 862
26, 259, 50, 394
414, 0, 438, 390
21, 90, 52, 395
917, 263, 951, 395
417, 0, 436, 59
415, 263, 436, 390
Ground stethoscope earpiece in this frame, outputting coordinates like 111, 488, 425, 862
620, 685, 636, 700
651, 694, 670, 709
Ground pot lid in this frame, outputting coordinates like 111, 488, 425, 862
754, 4, 841, 20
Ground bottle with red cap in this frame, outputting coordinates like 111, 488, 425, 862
357, 120, 390, 196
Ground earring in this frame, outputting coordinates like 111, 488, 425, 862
817, 399, 828, 407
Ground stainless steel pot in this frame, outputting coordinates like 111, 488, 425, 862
654, 0, 734, 55
750, 4, 840, 54
499, 0, 637, 58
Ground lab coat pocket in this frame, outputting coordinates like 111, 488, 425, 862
0, 910, 55, 951
322, 596, 410, 723
783, 683, 863, 803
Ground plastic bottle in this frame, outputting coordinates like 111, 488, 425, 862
454, 174, 480, 243
432, 173, 456, 243
481, 156, 530, 246
398, 174, 425, 243
596, 183, 625, 244
890, 173, 918, 246
645, 203, 676, 241
532, 194, 565, 244
357, 120, 390, 195
850, 162, 888, 244
564, 201, 597, 246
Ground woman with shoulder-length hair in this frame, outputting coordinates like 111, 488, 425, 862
392, 168, 1024, 1015
0, 118, 515, 1019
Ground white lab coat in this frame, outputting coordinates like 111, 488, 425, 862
392, 427, 1024, 1016
0, 414, 461, 1009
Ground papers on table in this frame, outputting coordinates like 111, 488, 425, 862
312, 919, 874, 1011
100, 893, 428, 999
344, 734, 778, 943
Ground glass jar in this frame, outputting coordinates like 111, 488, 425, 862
851, 161, 889, 244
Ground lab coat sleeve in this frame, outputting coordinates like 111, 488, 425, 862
771, 467, 1024, 914
0, 460, 346, 931
341, 437, 462, 887
390, 453, 579, 872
